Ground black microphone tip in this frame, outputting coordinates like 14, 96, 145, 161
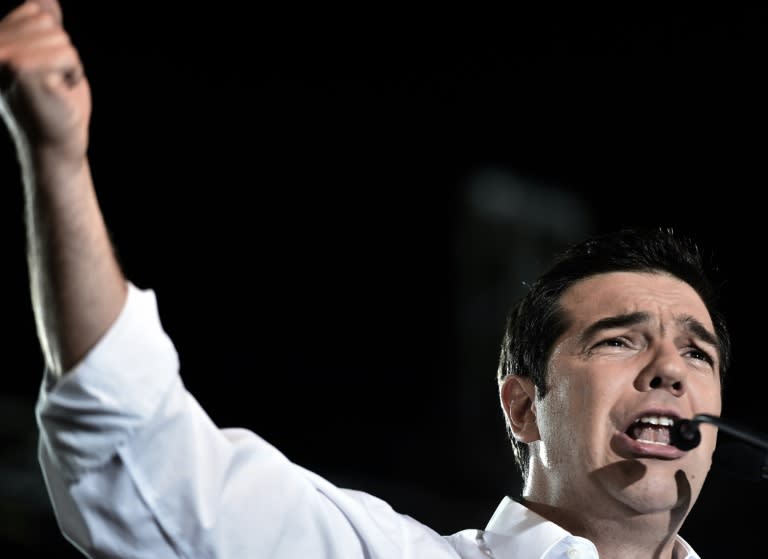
671, 418, 702, 451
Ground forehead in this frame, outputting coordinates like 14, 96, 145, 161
559, 271, 714, 330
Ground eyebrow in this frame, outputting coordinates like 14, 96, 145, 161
578, 311, 720, 351
678, 315, 720, 350
578, 312, 651, 346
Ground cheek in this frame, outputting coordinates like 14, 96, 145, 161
546, 364, 609, 418
694, 381, 722, 450
537, 374, 593, 446
540, 367, 622, 447
699, 380, 722, 412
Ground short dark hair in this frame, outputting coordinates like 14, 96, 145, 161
497, 227, 731, 479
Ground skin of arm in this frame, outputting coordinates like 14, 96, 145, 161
0, 0, 127, 377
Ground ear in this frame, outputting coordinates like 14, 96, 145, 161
499, 375, 540, 443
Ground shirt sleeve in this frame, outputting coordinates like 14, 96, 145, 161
35, 283, 457, 559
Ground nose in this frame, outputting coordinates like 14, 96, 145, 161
635, 344, 688, 396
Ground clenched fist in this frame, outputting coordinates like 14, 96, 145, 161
0, 0, 90, 163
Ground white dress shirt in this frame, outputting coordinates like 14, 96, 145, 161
35, 283, 701, 559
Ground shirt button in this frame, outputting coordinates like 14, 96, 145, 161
567, 548, 580, 559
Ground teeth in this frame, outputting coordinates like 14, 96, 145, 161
633, 415, 674, 426
629, 415, 675, 445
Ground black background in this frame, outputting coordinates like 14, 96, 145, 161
1, 2, 767, 556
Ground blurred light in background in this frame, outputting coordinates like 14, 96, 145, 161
453, 167, 595, 500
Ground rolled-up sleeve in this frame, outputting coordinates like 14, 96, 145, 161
35, 283, 458, 559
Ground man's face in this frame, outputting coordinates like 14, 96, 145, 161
530, 271, 722, 517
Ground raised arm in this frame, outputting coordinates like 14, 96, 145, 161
0, 0, 127, 376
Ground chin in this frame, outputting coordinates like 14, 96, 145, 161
616, 468, 696, 516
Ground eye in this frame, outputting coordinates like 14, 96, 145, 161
587, 335, 640, 357
594, 337, 631, 349
686, 347, 715, 365
591, 336, 633, 352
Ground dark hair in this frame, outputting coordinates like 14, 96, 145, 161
497, 227, 731, 479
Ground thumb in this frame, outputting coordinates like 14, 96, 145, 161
30, 0, 82, 88
29, 0, 63, 24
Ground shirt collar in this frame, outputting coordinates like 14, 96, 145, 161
674, 535, 700, 559
482, 497, 700, 559
482, 496, 597, 558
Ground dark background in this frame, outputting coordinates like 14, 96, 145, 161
1, 2, 767, 556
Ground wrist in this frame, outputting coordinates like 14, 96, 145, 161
19, 142, 89, 186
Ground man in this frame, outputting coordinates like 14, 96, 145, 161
1, 2, 727, 557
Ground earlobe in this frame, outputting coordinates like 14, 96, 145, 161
499, 375, 540, 443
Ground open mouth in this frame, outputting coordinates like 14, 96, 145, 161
625, 415, 675, 446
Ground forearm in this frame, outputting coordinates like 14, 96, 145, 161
22, 147, 127, 376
